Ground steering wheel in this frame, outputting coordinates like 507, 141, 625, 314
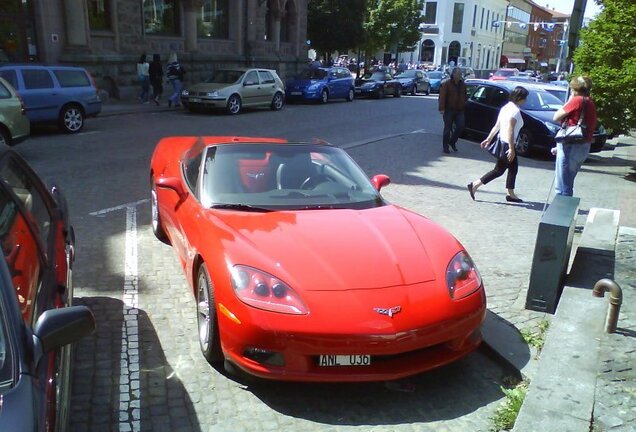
300, 174, 330, 190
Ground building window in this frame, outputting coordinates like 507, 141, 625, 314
197, 0, 228, 39
472, 5, 477, 27
143, 0, 179, 35
0, 0, 25, 13
452, 3, 464, 33
486, 10, 490, 30
480, 8, 484, 29
88, 0, 111, 30
422, 2, 437, 24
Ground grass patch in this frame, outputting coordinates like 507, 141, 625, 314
520, 319, 550, 353
490, 379, 529, 431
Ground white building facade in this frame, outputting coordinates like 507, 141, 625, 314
404, 0, 510, 70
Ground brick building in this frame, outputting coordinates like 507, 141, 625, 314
0, 0, 308, 99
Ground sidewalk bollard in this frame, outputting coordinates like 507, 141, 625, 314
592, 278, 623, 333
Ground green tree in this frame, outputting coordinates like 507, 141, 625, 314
307, 0, 367, 61
363, 0, 424, 59
573, 0, 636, 134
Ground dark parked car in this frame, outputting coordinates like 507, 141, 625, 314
286, 67, 354, 103
394, 69, 430, 95
0, 65, 102, 133
0, 144, 96, 430
354, 71, 401, 99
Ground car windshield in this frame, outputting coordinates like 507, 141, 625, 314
297, 69, 327, 80
362, 72, 385, 81
206, 70, 245, 84
428, 71, 443, 79
199, 143, 384, 211
543, 87, 567, 103
395, 70, 416, 78
523, 89, 564, 111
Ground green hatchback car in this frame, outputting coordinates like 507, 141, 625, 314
0, 77, 29, 146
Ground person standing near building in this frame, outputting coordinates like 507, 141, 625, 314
166, 52, 185, 108
552, 76, 597, 196
149, 54, 163, 105
137, 54, 150, 103
438, 67, 467, 153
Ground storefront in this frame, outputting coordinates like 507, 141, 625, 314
0, 1, 38, 62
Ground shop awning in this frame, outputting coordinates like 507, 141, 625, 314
507, 58, 525, 63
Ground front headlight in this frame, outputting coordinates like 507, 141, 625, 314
544, 121, 561, 134
445, 251, 482, 299
181, 89, 189, 96
230, 265, 309, 315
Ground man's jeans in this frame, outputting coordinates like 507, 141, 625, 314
555, 141, 591, 196
443, 109, 465, 150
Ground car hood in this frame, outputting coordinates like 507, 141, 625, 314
207, 206, 439, 290
523, 109, 559, 125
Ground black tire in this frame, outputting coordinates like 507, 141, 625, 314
376, 87, 384, 99
197, 263, 223, 364
271, 92, 284, 110
320, 89, 329, 104
516, 128, 532, 157
150, 177, 170, 244
227, 94, 242, 115
346, 88, 354, 102
0, 127, 10, 146
394, 86, 401, 98
425, 84, 430, 95
411, 85, 417, 96
58, 104, 84, 133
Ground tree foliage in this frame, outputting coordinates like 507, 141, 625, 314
363, 0, 424, 55
307, 0, 367, 60
573, 0, 636, 134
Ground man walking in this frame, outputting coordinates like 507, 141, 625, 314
438, 67, 467, 153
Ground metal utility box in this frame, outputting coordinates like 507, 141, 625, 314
526, 195, 580, 313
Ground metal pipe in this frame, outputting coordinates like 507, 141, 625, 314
592, 278, 623, 333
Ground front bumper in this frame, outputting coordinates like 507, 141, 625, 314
181, 96, 227, 109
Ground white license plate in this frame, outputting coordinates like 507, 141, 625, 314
319, 355, 371, 366
290, 91, 302, 96
189, 97, 201, 103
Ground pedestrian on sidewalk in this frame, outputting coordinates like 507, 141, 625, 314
552, 76, 597, 196
438, 67, 467, 153
166, 52, 185, 108
149, 53, 163, 106
137, 54, 150, 103
467, 86, 529, 203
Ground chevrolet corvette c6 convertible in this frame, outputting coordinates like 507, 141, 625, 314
150, 137, 486, 382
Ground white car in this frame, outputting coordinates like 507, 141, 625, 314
181, 68, 285, 115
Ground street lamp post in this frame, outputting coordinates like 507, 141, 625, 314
500, 1, 512, 67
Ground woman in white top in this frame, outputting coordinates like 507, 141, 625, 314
137, 54, 150, 103
467, 86, 529, 203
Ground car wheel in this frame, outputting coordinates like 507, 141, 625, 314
150, 177, 170, 244
197, 263, 223, 364
425, 84, 430, 95
346, 88, 354, 102
411, 85, 417, 96
0, 128, 10, 146
516, 128, 532, 157
271, 92, 284, 110
394, 86, 401, 98
375, 87, 384, 99
226, 94, 242, 115
58, 104, 84, 133
320, 89, 329, 104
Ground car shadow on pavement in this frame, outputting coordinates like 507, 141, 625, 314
241, 349, 513, 427
70, 296, 202, 432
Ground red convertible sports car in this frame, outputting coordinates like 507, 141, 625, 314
150, 136, 486, 382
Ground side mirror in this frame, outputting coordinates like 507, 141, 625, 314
33, 306, 96, 364
371, 174, 391, 191
157, 176, 188, 200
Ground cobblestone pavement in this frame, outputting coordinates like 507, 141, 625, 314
21, 100, 632, 431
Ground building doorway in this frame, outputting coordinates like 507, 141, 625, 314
0, 1, 38, 62
420, 39, 435, 65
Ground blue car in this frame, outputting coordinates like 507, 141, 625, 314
427, 71, 446, 93
286, 67, 355, 103
0, 65, 102, 133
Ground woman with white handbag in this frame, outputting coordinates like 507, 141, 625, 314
552, 76, 597, 196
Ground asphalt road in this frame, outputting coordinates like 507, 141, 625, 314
17, 95, 535, 432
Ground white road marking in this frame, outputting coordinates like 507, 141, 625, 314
91, 201, 145, 432
341, 129, 429, 150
